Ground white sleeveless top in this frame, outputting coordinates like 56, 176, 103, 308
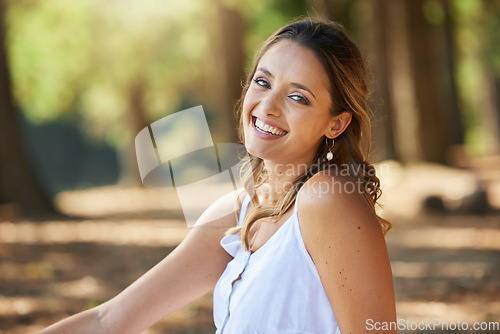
213, 194, 341, 333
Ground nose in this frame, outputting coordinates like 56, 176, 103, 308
260, 91, 282, 117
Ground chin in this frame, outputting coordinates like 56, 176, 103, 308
245, 142, 263, 158
244, 142, 270, 161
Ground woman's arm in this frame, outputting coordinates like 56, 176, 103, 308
39, 191, 241, 334
298, 173, 397, 334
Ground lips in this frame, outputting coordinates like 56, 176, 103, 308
252, 116, 288, 136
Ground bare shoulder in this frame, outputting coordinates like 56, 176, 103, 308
297, 170, 381, 237
297, 170, 396, 333
194, 189, 246, 229
296, 169, 388, 280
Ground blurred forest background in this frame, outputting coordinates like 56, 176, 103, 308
0, 0, 499, 333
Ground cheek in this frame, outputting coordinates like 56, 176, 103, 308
241, 103, 250, 130
242, 93, 257, 123
289, 113, 328, 139
241, 95, 255, 135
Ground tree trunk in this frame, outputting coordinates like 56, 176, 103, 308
118, 78, 149, 186
0, 3, 56, 218
405, 0, 463, 163
480, 71, 500, 155
361, 0, 397, 162
210, 3, 245, 143
307, 0, 338, 20
492, 77, 500, 153
367, 0, 464, 164
384, 0, 422, 162
442, 0, 463, 148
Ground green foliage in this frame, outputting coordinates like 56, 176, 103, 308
242, 0, 312, 69
451, 0, 500, 155
85, 299, 101, 310
6, 0, 212, 147
6, 0, 499, 157
423, 0, 446, 26
483, 0, 500, 75
6, 0, 94, 123
5, 0, 357, 149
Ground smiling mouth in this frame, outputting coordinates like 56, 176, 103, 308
253, 117, 288, 136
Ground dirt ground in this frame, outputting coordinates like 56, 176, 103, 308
1, 161, 499, 333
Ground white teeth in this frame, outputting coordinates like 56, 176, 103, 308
254, 118, 286, 136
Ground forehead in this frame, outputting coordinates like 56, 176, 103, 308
257, 40, 330, 90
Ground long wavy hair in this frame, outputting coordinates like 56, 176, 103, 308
226, 18, 391, 251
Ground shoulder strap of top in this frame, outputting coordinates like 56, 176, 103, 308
238, 194, 251, 227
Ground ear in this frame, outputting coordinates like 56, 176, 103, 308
325, 111, 352, 139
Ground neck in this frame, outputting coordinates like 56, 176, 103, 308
259, 160, 309, 203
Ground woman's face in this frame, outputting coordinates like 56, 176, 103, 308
242, 40, 335, 167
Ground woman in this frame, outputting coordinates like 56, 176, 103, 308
40, 18, 396, 334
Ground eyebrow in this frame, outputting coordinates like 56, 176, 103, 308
256, 67, 317, 100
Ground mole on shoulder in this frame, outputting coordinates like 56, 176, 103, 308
357, 226, 361, 230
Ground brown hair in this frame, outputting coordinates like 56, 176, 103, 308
227, 18, 391, 250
